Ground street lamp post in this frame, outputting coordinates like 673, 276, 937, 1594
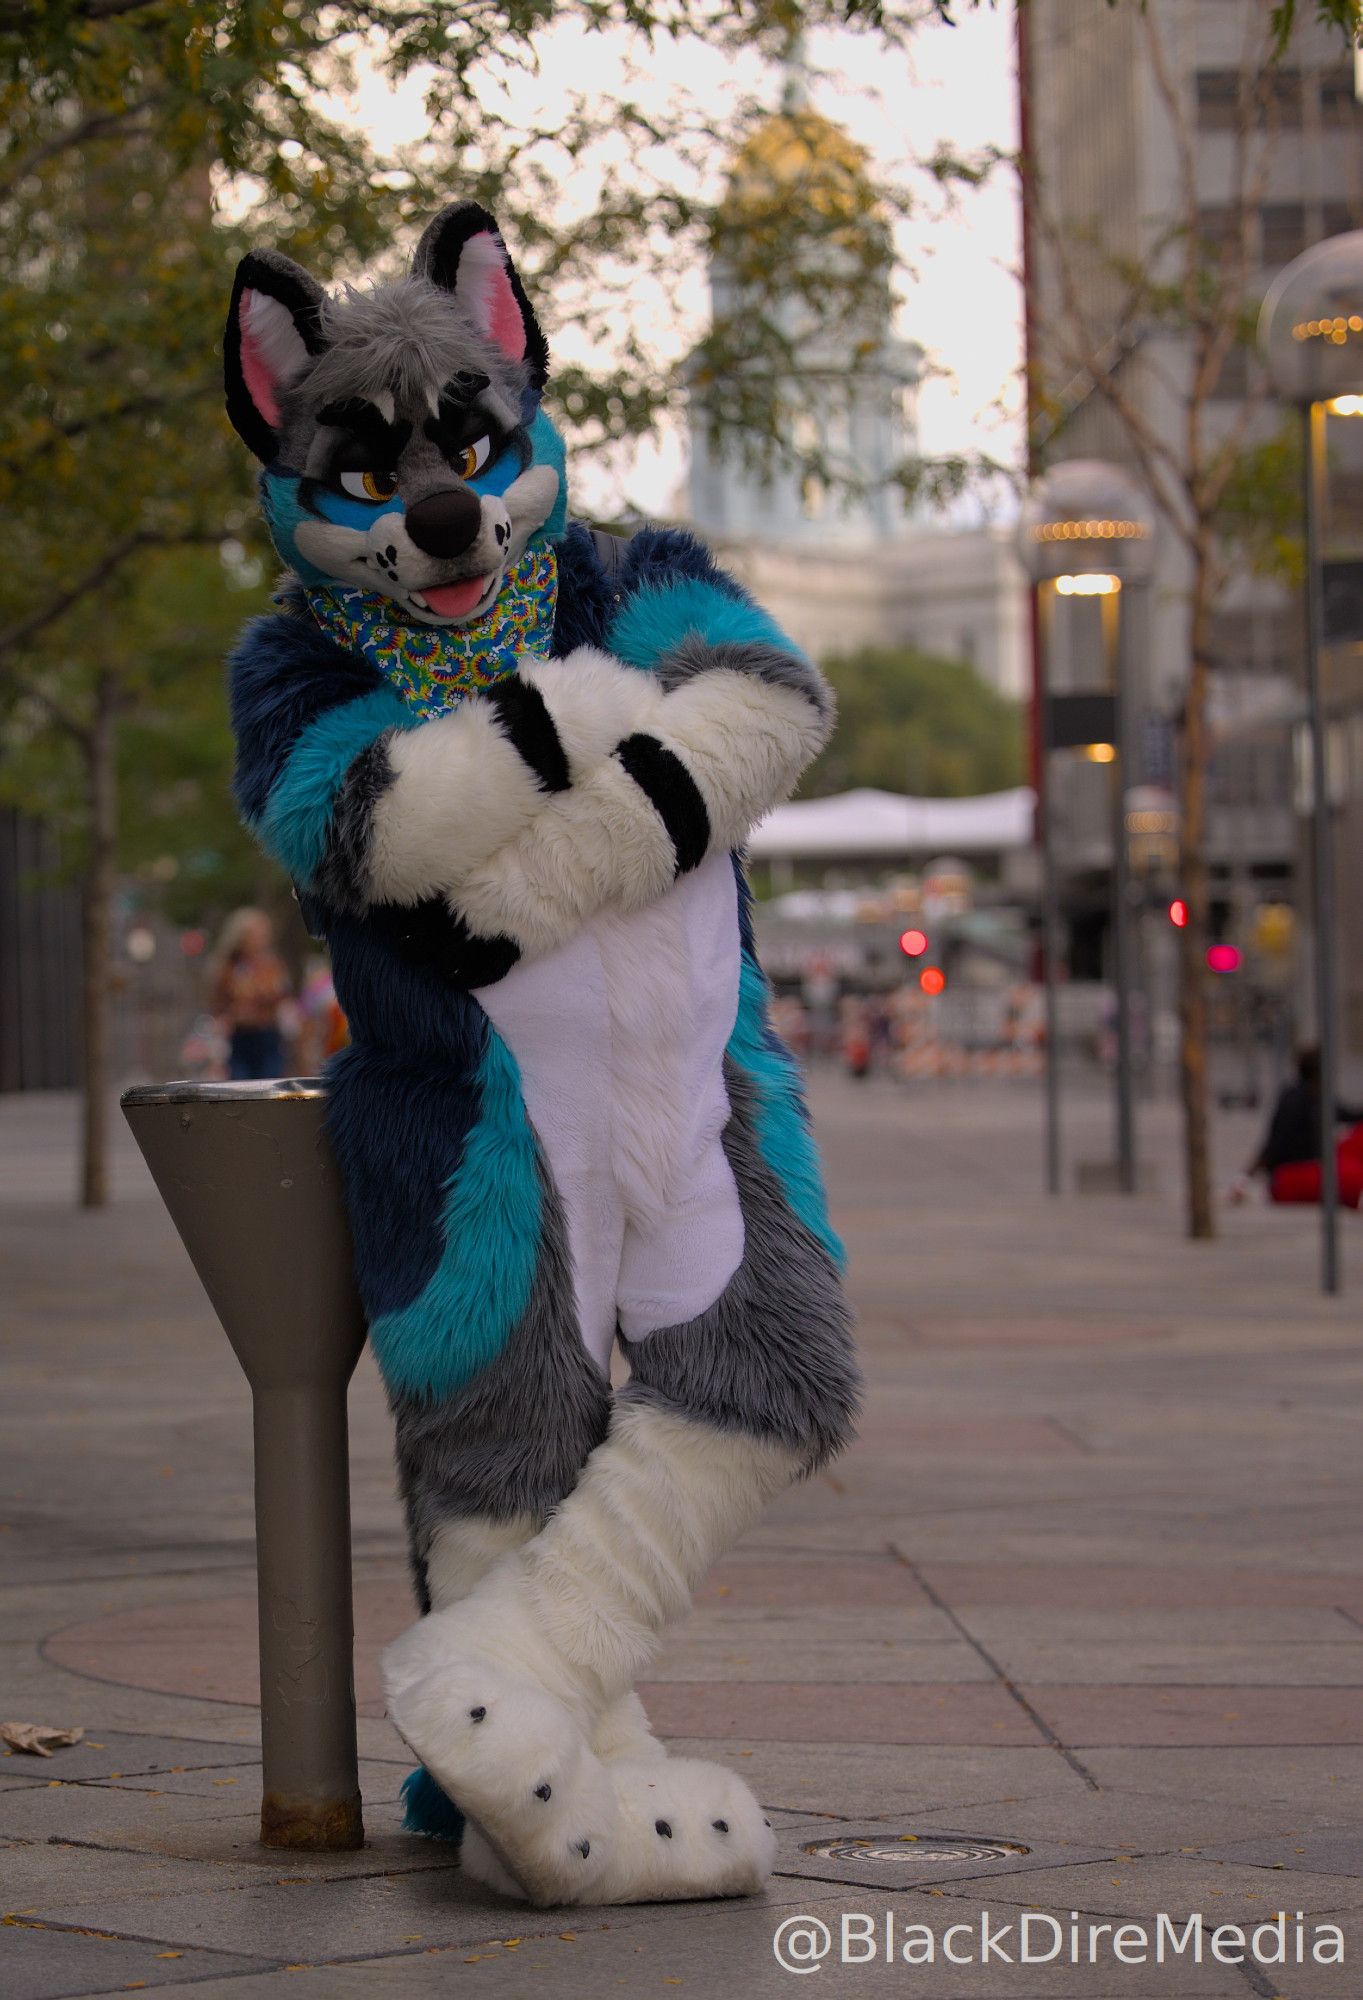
1019, 461, 1156, 1197
1259, 229, 1363, 1297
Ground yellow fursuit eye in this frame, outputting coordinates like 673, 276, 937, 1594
456, 436, 493, 480
338, 469, 398, 502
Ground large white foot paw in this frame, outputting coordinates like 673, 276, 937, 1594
591, 1756, 776, 1904
458, 1820, 525, 1899
384, 1655, 619, 1907
592, 1690, 666, 1765
456, 1690, 666, 1900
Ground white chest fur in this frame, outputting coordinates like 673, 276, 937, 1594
475, 850, 746, 1371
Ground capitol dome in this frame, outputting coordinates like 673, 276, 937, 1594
718, 102, 890, 279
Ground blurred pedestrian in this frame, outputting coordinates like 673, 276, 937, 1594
208, 908, 291, 1081
296, 954, 349, 1074
1228, 1046, 1363, 1209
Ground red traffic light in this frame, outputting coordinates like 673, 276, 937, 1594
1168, 898, 1188, 928
899, 928, 929, 958
1206, 944, 1241, 974
919, 966, 946, 996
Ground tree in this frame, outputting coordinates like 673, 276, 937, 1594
1018, 1, 1351, 1239
0, 0, 1345, 1204
802, 645, 1023, 800
0, 0, 952, 1206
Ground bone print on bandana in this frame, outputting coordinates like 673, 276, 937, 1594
306, 546, 558, 717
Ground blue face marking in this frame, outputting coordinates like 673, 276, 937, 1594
527, 410, 568, 540
467, 446, 522, 501
260, 467, 405, 587
260, 468, 325, 582
312, 487, 405, 533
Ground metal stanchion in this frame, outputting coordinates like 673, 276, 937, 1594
1302, 402, 1341, 1296
122, 1079, 366, 1849
1112, 586, 1137, 1194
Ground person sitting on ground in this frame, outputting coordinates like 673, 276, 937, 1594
1227, 1045, 1363, 1209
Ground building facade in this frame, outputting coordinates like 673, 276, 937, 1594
686, 93, 1028, 702
1019, 0, 1363, 1047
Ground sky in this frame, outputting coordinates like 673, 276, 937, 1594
340, 4, 1023, 521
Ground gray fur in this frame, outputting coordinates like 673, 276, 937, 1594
306, 276, 525, 427
317, 733, 394, 913
657, 634, 834, 723
617, 1059, 860, 1472
270, 274, 525, 478
392, 1147, 611, 1610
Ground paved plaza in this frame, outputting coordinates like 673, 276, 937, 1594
2, 1074, 1362, 1998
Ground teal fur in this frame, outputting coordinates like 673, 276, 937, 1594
727, 952, 845, 1270
400, 1765, 465, 1843
369, 1028, 542, 1399
607, 575, 801, 676
260, 468, 329, 584
528, 409, 568, 544
258, 684, 413, 884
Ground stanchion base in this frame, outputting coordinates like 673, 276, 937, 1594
260, 1790, 365, 1851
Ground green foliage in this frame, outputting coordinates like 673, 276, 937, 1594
0, 0, 939, 925
1218, 420, 1306, 588
801, 645, 1024, 800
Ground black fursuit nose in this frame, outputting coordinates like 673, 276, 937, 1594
404, 486, 482, 558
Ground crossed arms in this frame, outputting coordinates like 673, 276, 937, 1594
231, 560, 832, 972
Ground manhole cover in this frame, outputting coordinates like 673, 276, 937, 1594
803, 1834, 1031, 1865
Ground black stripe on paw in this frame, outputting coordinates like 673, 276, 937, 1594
614, 733, 710, 875
486, 678, 571, 793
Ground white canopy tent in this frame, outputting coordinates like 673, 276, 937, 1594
747, 786, 1035, 863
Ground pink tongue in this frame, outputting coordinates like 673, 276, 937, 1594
420, 574, 490, 618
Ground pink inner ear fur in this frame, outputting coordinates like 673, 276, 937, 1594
463, 232, 526, 362
239, 297, 281, 427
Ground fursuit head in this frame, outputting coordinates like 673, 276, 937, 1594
222, 200, 860, 1909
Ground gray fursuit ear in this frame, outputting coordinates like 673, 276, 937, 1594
617, 1060, 860, 1473
391, 1153, 609, 1613
301, 276, 531, 420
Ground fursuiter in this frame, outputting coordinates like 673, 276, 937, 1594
223, 201, 861, 1909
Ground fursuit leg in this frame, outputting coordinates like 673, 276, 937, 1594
383, 1402, 803, 1904
383, 1062, 860, 1906
418, 1509, 665, 1898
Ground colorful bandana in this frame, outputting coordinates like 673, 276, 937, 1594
306, 546, 558, 717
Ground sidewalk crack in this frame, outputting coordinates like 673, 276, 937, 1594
891, 1547, 1101, 1792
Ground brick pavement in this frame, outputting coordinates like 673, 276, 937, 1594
1, 1075, 1361, 1998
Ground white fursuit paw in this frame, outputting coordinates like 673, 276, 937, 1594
384, 1653, 620, 1907
457, 1819, 526, 1899
590, 1756, 776, 1904
591, 1690, 666, 1765
453, 1691, 667, 1900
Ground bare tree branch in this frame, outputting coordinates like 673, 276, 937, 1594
0, 96, 157, 199
0, 527, 219, 669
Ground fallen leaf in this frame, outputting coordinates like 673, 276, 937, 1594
0, 1722, 84, 1758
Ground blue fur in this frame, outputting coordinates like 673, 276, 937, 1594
367, 1026, 542, 1399
257, 685, 413, 886
727, 948, 845, 1271
325, 1036, 487, 1318
260, 468, 330, 583
469, 444, 527, 501
607, 573, 803, 677
311, 486, 405, 533
400, 1765, 465, 1844
229, 601, 384, 823
321, 908, 487, 1060
618, 525, 747, 604
528, 410, 568, 542
551, 521, 615, 653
